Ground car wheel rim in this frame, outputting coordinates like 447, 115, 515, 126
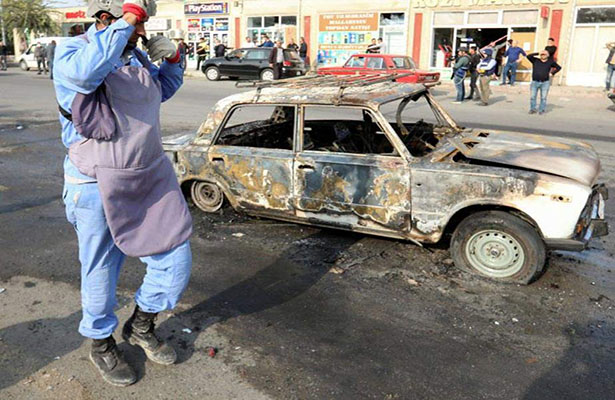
262, 70, 274, 81
207, 69, 218, 80
465, 230, 525, 278
194, 182, 222, 210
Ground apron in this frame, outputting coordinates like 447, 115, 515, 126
68, 50, 192, 257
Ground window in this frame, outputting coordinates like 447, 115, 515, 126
247, 15, 298, 45
303, 106, 396, 155
467, 12, 499, 25
366, 57, 385, 69
264, 16, 280, 27
577, 7, 615, 24
502, 10, 538, 25
434, 12, 464, 26
380, 13, 405, 26
281, 16, 297, 26
432, 28, 454, 68
248, 17, 262, 28
392, 57, 416, 69
228, 50, 245, 59
245, 49, 268, 60
346, 56, 366, 68
216, 105, 295, 150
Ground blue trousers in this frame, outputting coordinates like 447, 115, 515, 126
502, 62, 518, 84
63, 181, 192, 339
530, 80, 551, 113
606, 64, 615, 90
453, 76, 465, 102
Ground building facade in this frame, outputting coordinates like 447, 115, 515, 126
45, 0, 615, 86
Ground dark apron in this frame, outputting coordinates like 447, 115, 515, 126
68, 51, 192, 257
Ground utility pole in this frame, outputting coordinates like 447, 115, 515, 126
0, 0, 7, 44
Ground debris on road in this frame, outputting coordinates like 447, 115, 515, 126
232, 233, 245, 238
406, 278, 420, 286
512, 318, 519, 323
0, 288, 6, 294
330, 266, 345, 275
182, 328, 192, 334
208, 347, 217, 358
16, 125, 23, 130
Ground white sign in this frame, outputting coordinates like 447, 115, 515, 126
414, 0, 569, 7
145, 18, 170, 31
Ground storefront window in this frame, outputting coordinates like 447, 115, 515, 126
577, 7, 615, 24
247, 17, 262, 28
433, 12, 463, 26
264, 16, 280, 27
246, 15, 297, 45
502, 10, 538, 25
467, 12, 498, 25
281, 16, 297, 26
380, 13, 405, 26
432, 28, 454, 68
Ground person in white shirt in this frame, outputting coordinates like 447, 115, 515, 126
377, 38, 387, 54
243, 36, 256, 48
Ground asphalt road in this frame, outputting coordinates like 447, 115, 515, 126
1, 70, 614, 399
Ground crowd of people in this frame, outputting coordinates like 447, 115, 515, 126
451, 38, 562, 115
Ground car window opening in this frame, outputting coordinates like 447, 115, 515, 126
216, 105, 295, 150
303, 106, 397, 156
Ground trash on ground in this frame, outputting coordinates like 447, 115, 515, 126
330, 266, 345, 275
182, 328, 192, 334
208, 347, 217, 358
232, 232, 245, 238
0, 288, 5, 294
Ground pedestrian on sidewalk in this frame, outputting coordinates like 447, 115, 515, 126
299, 37, 308, 64
287, 38, 298, 51
527, 50, 562, 115
466, 46, 481, 100
259, 35, 274, 48
0, 41, 8, 71
243, 36, 255, 48
34, 43, 47, 75
177, 38, 187, 69
502, 40, 526, 86
195, 37, 207, 71
605, 42, 615, 91
477, 48, 497, 106
269, 39, 284, 79
53, 0, 192, 387
545, 37, 557, 59
46, 40, 56, 80
366, 38, 379, 54
214, 39, 230, 57
452, 47, 470, 104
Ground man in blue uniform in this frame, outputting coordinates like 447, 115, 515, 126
53, 0, 192, 386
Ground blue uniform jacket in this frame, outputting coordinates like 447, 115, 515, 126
53, 19, 184, 181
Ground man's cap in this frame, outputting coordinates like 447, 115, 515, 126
483, 48, 493, 56
87, 0, 124, 18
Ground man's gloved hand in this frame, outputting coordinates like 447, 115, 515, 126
145, 36, 178, 62
123, 0, 157, 24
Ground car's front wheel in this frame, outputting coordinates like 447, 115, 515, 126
450, 211, 546, 284
191, 181, 224, 212
260, 68, 274, 81
205, 66, 220, 81
20, 60, 29, 71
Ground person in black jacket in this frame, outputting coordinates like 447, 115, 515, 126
268, 40, 285, 80
466, 46, 481, 100
214, 39, 230, 57
527, 50, 561, 115
299, 37, 308, 63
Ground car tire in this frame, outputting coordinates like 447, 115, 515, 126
260, 68, 274, 81
191, 181, 224, 213
205, 66, 220, 81
450, 211, 546, 285
20, 60, 29, 71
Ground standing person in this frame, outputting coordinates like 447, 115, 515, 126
286, 38, 298, 51
376, 38, 387, 54
0, 41, 8, 71
605, 42, 615, 91
452, 47, 470, 104
466, 46, 481, 100
268, 39, 284, 80
259, 35, 274, 48
177, 38, 187, 69
545, 37, 557, 59
502, 40, 526, 86
53, 0, 192, 387
195, 37, 207, 71
526, 50, 562, 115
34, 43, 47, 75
243, 36, 255, 48
46, 40, 57, 79
299, 37, 308, 63
366, 38, 378, 53
476, 48, 497, 106
214, 39, 230, 57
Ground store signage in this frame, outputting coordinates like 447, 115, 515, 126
144, 18, 170, 31
65, 11, 86, 19
414, 0, 568, 7
319, 13, 379, 32
184, 2, 228, 15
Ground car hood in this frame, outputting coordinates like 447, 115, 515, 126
449, 130, 601, 186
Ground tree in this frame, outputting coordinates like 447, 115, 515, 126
1, 0, 59, 38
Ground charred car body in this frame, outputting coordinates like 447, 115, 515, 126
163, 74, 608, 284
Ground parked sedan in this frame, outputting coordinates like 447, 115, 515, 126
163, 76, 607, 285
318, 54, 440, 84
202, 47, 306, 81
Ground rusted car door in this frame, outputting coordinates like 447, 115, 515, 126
293, 105, 412, 234
207, 104, 297, 214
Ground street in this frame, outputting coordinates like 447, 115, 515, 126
1, 70, 614, 399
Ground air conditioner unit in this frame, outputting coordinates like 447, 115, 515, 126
168, 29, 185, 40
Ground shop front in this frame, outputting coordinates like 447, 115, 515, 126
56, 8, 95, 37
184, 2, 231, 69
411, 0, 572, 82
317, 11, 407, 66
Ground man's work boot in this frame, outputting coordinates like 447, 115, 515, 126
90, 336, 137, 387
122, 306, 177, 365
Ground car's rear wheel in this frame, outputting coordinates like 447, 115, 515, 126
191, 181, 224, 213
205, 66, 220, 81
260, 68, 274, 81
20, 60, 29, 71
450, 211, 546, 284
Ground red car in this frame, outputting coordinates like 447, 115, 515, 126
318, 54, 440, 84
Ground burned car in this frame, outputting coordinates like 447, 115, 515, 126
163, 74, 608, 284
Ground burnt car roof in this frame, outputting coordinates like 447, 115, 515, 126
231, 74, 432, 108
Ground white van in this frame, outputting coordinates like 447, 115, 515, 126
19, 37, 68, 71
